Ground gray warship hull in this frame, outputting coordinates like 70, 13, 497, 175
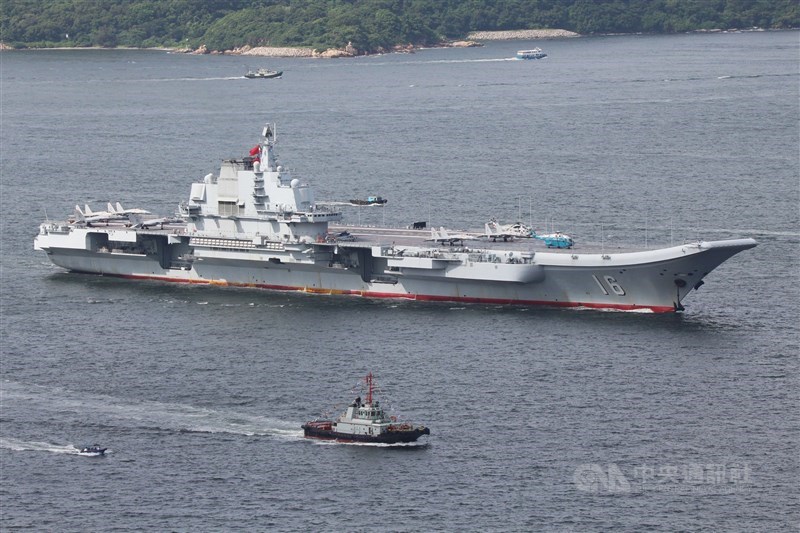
34, 124, 756, 313
36, 225, 755, 313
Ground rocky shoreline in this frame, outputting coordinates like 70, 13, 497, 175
230, 43, 358, 58
0, 29, 590, 56
467, 29, 580, 40
4, 27, 795, 55
0, 28, 579, 56
181, 29, 576, 57
185, 40, 472, 58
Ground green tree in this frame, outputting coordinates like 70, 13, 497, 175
2, 0, 797, 51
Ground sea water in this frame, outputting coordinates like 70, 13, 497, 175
1, 31, 798, 531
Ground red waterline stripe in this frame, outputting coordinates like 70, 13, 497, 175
100, 273, 676, 313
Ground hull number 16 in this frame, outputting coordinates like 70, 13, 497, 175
592, 274, 626, 296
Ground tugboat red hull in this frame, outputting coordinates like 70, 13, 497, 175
302, 422, 429, 444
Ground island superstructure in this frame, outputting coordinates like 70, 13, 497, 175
34, 124, 757, 313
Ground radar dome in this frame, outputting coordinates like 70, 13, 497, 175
290, 178, 300, 188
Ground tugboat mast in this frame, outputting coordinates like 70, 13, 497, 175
365, 372, 374, 405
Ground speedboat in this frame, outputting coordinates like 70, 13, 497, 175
79, 444, 107, 456
244, 68, 283, 79
349, 196, 387, 206
302, 373, 429, 444
517, 48, 547, 60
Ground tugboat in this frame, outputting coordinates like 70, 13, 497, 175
302, 373, 430, 444
78, 444, 107, 456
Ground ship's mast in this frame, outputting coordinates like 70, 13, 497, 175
365, 372, 374, 405
259, 123, 277, 172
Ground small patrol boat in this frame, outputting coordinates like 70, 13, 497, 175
244, 68, 283, 79
302, 373, 430, 444
79, 444, 106, 456
349, 196, 387, 206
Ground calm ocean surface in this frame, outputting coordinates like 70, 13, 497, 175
1, 31, 798, 531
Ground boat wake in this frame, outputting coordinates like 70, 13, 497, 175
365, 57, 516, 67
569, 305, 655, 314
650, 72, 798, 83
166, 76, 245, 82
2, 381, 303, 440
428, 57, 518, 64
0, 437, 82, 455
123, 76, 245, 82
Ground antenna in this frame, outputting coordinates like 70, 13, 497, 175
262, 123, 276, 143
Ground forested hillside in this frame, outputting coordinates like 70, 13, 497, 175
2, 0, 797, 52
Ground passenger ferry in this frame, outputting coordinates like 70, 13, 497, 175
517, 48, 547, 59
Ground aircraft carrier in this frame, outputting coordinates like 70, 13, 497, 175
34, 124, 757, 313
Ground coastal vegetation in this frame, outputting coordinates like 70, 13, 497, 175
2, 0, 797, 53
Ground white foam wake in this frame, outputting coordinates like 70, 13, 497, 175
2, 381, 303, 439
0, 437, 80, 455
